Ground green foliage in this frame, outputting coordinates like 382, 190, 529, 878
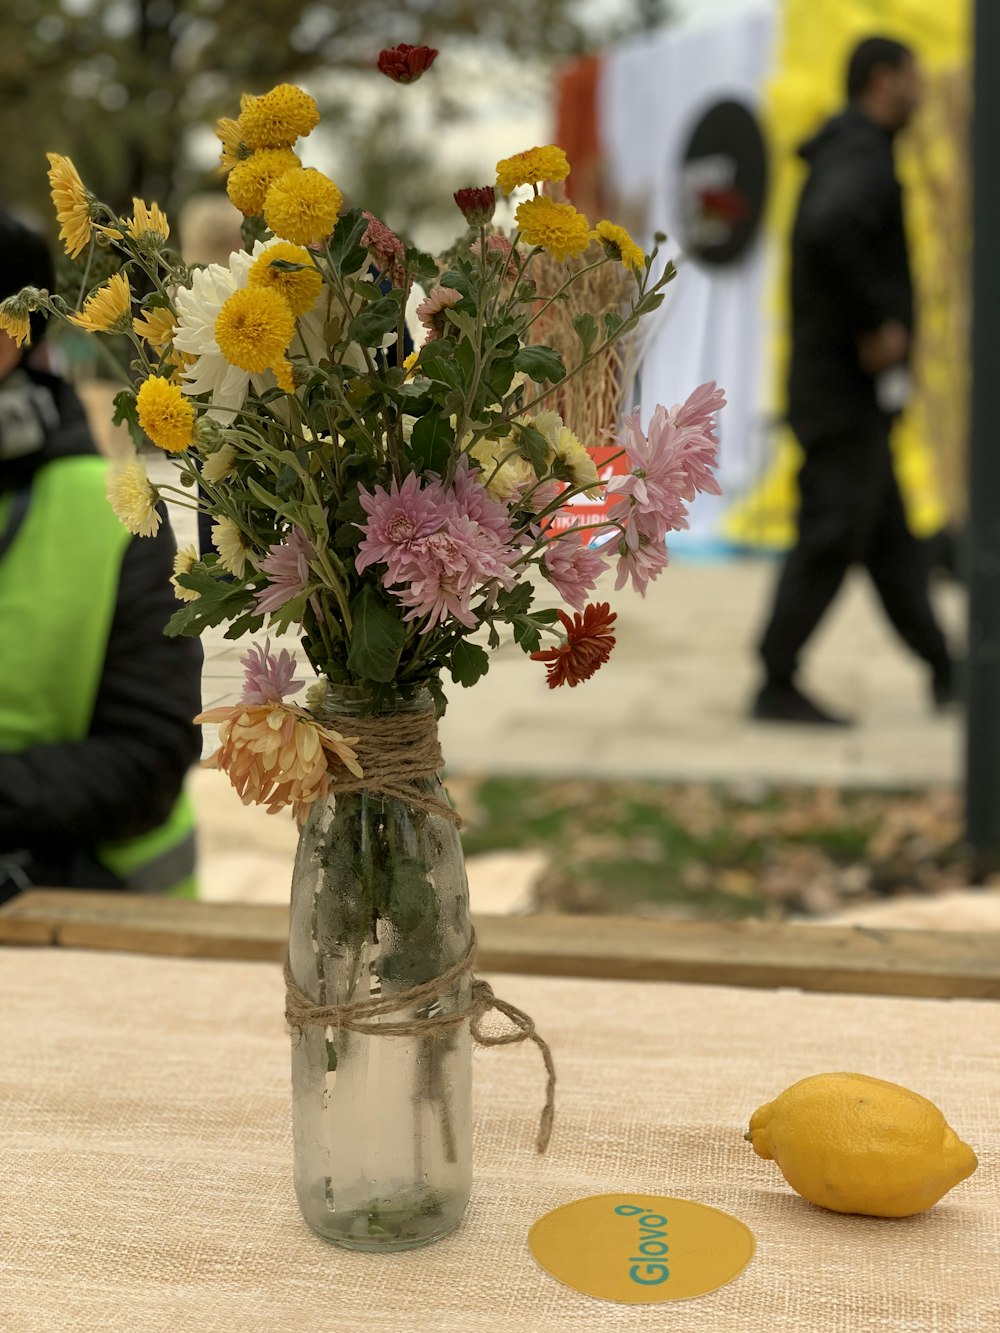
346, 584, 407, 683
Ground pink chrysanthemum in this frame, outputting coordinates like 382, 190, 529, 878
416, 283, 462, 341
669, 380, 725, 499
541, 535, 609, 610
239, 638, 304, 704
356, 470, 445, 583
255, 526, 316, 616
612, 508, 672, 596
470, 234, 521, 282
362, 211, 407, 286
448, 455, 516, 543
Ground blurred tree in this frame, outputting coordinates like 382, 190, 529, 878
0, 0, 672, 234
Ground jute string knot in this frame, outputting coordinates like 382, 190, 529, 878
284, 930, 556, 1153
319, 707, 461, 826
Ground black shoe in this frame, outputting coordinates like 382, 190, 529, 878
931, 666, 962, 712
751, 681, 852, 727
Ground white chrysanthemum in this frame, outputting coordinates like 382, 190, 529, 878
212, 516, 252, 577
171, 544, 200, 602
202, 441, 238, 484
173, 238, 299, 421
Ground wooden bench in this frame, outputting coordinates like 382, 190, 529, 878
2, 889, 999, 999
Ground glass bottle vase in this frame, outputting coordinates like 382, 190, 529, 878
286, 684, 473, 1251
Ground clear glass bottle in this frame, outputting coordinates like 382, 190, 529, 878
287, 683, 472, 1251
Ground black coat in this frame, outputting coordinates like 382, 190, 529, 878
0, 369, 203, 895
787, 107, 913, 440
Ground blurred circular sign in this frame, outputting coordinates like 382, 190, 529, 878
678, 99, 767, 266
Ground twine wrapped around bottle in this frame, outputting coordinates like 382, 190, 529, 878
284, 930, 556, 1154
318, 705, 463, 826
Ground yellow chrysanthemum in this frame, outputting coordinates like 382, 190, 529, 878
514, 196, 590, 263
136, 375, 196, 454
212, 516, 252, 577
226, 147, 301, 217
201, 441, 237, 485
215, 286, 296, 375
470, 436, 536, 501
496, 145, 570, 195
593, 220, 645, 272
273, 357, 296, 394
238, 84, 320, 151
263, 167, 342, 246
171, 545, 200, 603
0, 296, 32, 348
550, 423, 601, 493
402, 350, 420, 380
133, 304, 175, 351
46, 152, 95, 260
194, 699, 362, 824
248, 240, 322, 316
68, 272, 133, 334
127, 197, 170, 245
107, 460, 161, 537
215, 116, 250, 173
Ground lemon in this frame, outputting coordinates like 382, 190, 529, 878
746, 1072, 978, 1217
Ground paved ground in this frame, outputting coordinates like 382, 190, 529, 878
141, 451, 980, 924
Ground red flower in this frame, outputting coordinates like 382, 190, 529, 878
530, 602, 617, 689
454, 186, 496, 227
377, 44, 439, 83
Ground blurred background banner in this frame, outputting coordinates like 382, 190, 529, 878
558, 0, 970, 556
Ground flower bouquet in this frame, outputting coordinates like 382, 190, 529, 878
2, 48, 723, 1250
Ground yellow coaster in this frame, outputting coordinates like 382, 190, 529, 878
528, 1193, 756, 1304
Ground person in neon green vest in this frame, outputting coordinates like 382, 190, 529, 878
0, 211, 202, 903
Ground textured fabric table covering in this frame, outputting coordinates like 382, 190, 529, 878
2, 949, 998, 1333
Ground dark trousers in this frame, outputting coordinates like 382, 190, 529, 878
758, 416, 950, 683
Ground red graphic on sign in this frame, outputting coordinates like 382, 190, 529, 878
544, 444, 629, 546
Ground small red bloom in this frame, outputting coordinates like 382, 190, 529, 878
377, 44, 439, 83
454, 186, 496, 227
530, 602, 617, 688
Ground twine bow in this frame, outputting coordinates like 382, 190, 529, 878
284, 931, 556, 1153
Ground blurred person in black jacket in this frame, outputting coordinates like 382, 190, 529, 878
752, 36, 956, 726
0, 212, 202, 901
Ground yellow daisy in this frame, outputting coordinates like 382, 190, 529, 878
107, 460, 161, 537
46, 152, 96, 260
171, 545, 200, 603
496, 145, 570, 195
133, 304, 176, 351
0, 296, 32, 348
550, 423, 601, 493
593, 220, 645, 272
201, 441, 237, 484
126, 198, 170, 245
263, 167, 342, 246
227, 147, 301, 217
215, 287, 296, 375
238, 84, 320, 150
514, 196, 590, 263
136, 375, 196, 453
215, 116, 250, 173
402, 350, 420, 380
212, 516, 252, 578
68, 272, 133, 334
248, 241, 322, 316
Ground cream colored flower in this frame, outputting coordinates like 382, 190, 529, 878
201, 441, 238, 484
107, 460, 161, 537
171, 545, 200, 602
469, 436, 536, 501
212, 516, 251, 577
550, 424, 601, 493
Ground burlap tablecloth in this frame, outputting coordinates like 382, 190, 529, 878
1, 948, 997, 1333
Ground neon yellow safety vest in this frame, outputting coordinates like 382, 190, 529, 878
0, 454, 197, 897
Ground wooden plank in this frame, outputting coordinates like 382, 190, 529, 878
2, 890, 1000, 999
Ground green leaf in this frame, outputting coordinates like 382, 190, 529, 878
327, 208, 369, 276
347, 584, 406, 683
444, 308, 477, 343
603, 311, 624, 339
438, 269, 472, 299
449, 639, 490, 688
511, 615, 544, 653
325, 1040, 338, 1072
347, 294, 402, 345
572, 312, 598, 358
513, 421, 550, 477
514, 344, 566, 384
386, 856, 435, 932
410, 411, 454, 475
111, 390, 145, 450
416, 340, 462, 389
404, 246, 439, 287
